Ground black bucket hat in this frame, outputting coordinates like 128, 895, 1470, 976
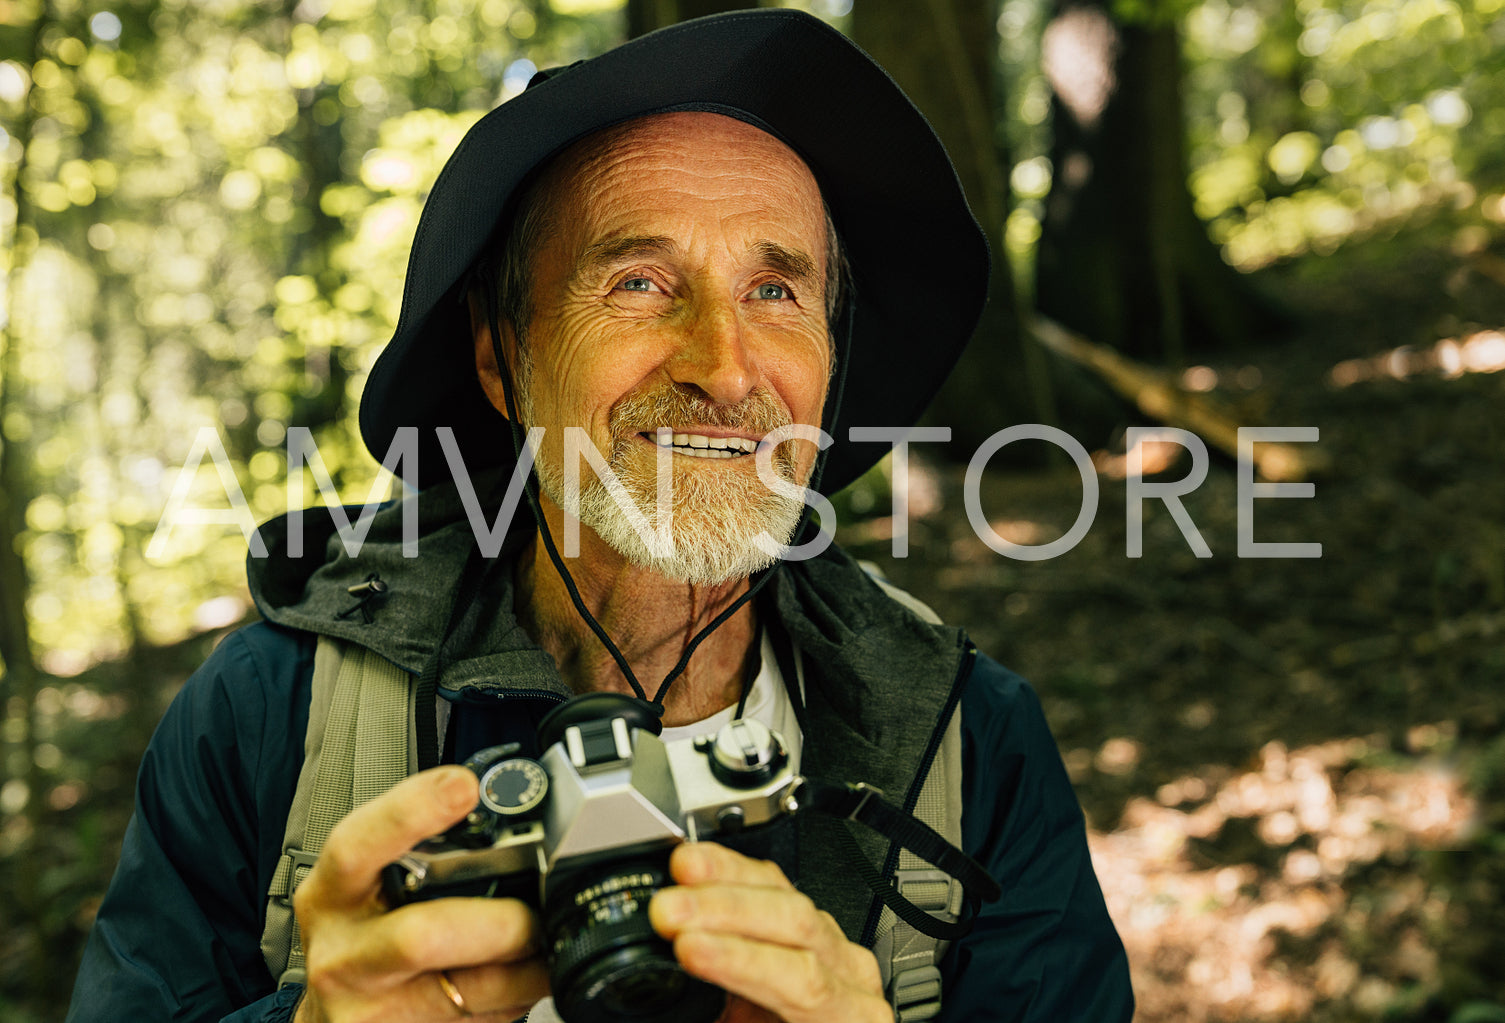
358, 8, 989, 495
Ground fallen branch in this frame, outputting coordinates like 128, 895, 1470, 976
1028, 315, 1329, 482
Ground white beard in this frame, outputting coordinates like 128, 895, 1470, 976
521, 375, 810, 586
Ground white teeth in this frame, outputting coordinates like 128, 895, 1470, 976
648, 431, 757, 454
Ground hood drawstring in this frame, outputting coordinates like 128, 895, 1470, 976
335, 573, 389, 624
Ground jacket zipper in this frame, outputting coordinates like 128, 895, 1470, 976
452, 687, 570, 707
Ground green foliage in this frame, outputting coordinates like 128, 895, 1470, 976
1111, 0, 1200, 27
1182, 0, 1505, 269
998, 0, 1504, 283
0, 0, 613, 660
0, 2, 619, 1013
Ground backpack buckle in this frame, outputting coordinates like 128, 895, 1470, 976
893, 868, 956, 915
890, 965, 943, 1021
271, 848, 321, 906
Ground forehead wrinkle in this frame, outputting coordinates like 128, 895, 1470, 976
537, 113, 829, 297
567, 119, 822, 214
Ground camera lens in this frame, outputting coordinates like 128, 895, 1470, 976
544, 851, 725, 1023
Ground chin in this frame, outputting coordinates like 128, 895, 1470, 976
612, 535, 786, 588
559, 458, 807, 586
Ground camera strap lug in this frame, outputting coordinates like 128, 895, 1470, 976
796, 778, 1000, 942
844, 782, 885, 822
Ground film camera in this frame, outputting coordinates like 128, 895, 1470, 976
383, 692, 801, 1023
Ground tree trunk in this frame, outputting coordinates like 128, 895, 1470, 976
853, 0, 1050, 456
1036, 0, 1283, 366
0, 0, 48, 832
626, 0, 761, 37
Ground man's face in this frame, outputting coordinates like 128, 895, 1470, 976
490, 112, 834, 584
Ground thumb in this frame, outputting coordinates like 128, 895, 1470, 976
303, 766, 478, 908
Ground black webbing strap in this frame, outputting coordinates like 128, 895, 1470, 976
801, 779, 1002, 941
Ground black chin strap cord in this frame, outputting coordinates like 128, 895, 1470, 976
483, 277, 857, 714
483, 286, 650, 703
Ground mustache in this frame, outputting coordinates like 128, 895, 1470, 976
608, 384, 793, 440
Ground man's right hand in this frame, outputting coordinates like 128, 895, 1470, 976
292, 766, 550, 1022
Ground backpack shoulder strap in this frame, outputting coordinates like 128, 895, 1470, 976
856, 563, 966, 1023
261, 636, 418, 988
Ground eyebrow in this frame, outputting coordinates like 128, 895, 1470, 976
570, 235, 822, 292
751, 240, 821, 292
572, 235, 678, 286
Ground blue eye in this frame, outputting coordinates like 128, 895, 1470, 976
620, 277, 655, 292
754, 283, 787, 300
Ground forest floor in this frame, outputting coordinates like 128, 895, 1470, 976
2, 210, 1504, 1022
843, 211, 1505, 1022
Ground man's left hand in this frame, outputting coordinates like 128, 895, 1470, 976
649, 843, 892, 1023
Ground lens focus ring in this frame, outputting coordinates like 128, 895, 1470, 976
552, 916, 668, 981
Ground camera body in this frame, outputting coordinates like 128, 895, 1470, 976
383, 693, 800, 1023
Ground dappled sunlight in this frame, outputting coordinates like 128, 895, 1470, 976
984, 518, 1055, 546
1093, 435, 1186, 481
838, 454, 945, 546
1041, 7, 1118, 130
1328, 328, 1505, 386
1087, 737, 1476, 1022
32, 684, 129, 725
192, 594, 250, 631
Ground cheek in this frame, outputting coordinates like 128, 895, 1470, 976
533, 318, 662, 428
767, 343, 832, 426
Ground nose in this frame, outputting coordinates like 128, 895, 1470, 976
666, 294, 758, 405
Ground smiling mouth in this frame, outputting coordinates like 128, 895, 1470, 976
641, 431, 759, 459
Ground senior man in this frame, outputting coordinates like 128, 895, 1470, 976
68, 10, 1133, 1023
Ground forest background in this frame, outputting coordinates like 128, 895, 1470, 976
2, 0, 1504, 1019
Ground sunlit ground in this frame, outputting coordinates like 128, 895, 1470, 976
1328, 329, 1505, 387
1083, 737, 1475, 1021
839, 281, 1505, 1018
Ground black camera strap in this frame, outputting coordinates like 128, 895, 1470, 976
800, 778, 1002, 941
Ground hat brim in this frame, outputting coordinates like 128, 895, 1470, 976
358, 8, 990, 495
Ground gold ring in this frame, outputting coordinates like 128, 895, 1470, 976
437, 970, 472, 1017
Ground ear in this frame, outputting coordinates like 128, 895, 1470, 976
469, 289, 520, 422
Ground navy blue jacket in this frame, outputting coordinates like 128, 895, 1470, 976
66, 498, 1132, 1022
65, 622, 1131, 1022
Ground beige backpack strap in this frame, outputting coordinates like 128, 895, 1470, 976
869, 709, 965, 1022
859, 562, 966, 1022
261, 637, 417, 988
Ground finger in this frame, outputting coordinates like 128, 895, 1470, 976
715, 995, 783, 1023
372, 897, 543, 973
668, 842, 794, 889
673, 931, 887, 1023
305, 767, 478, 907
651, 885, 842, 951
439, 957, 552, 1019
